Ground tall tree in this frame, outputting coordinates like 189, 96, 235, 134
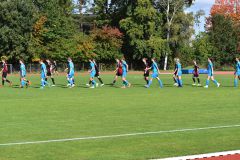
120, 0, 168, 60
0, 0, 36, 61
155, 0, 194, 70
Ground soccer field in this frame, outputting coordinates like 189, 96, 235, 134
0, 73, 239, 160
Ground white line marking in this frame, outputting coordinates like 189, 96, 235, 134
154, 150, 240, 160
0, 124, 239, 147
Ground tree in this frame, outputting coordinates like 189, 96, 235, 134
0, 0, 37, 61
155, 0, 194, 70
120, 0, 168, 60
207, 14, 239, 66
30, 0, 76, 60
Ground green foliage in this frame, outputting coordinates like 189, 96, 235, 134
120, 0, 168, 60
208, 14, 239, 66
0, 0, 36, 61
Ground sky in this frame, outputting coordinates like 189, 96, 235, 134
186, 0, 215, 34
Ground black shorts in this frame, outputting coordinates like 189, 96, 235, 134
144, 71, 149, 77
193, 72, 199, 77
116, 72, 122, 76
95, 72, 100, 77
2, 72, 7, 78
47, 72, 52, 76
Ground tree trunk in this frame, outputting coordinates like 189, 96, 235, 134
164, 27, 170, 70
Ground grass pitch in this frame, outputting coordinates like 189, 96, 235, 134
0, 73, 239, 160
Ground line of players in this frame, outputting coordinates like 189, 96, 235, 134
1, 57, 240, 88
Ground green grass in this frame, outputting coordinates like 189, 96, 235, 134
0, 73, 239, 160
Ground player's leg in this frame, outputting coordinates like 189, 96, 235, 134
192, 75, 196, 85
51, 75, 55, 86
156, 77, 163, 88
112, 75, 118, 85
234, 75, 238, 87
173, 74, 178, 86
204, 75, 211, 88
211, 76, 220, 87
177, 76, 183, 87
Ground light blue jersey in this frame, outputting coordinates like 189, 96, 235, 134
151, 62, 159, 78
207, 62, 213, 76
90, 62, 96, 78
122, 60, 128, 78
20, 63, 26, 77
176, 62, 182, 76
68, 61, 74, 78
41, 63, 47, 78
236, 61, 240, 76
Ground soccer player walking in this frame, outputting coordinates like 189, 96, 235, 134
145, 58, 163, 88
192, 60, 201, 86
121, 57, 131, 88
234, 57, 240, 87
112, 59, 123, 85
87, 59, 104, 87
142, 58, 150, 85
19, 59, 30, 88
1, 58, 12, 87
204, 58, 220, 88
88, 59, 98, 88
66, 58, 75, 88
175, 58, 183, 87
39, 59, 49, 89
173, 58, 178, 86
46, 59, 56, 86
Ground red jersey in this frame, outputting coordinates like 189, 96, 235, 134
2, 62, 8, 73
117, 61, 123, 74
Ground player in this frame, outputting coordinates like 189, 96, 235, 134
88, 59, 98, 88
175, 58, 183, 87
145, 58, 163, 88
66, 58, 75, 88
19, 59, 30, 88
39, 59, 49, 89
86, 59, 104, 87
46, 59, 56, 86
52, 60, 59, 76
121, 57, 131, 88
1, 58, 12, 87
112, 59, 123, 85
204, 58, 220, 88
173, 58, 178, 86
192, 60, 201, 86
142, 58, 150, 85
234, 57, 240, 87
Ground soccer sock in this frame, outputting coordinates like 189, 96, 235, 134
6, 79, 11, 83
69, 79, 73, 85
173, 77, 177, 83
197, 78, 200, 84
98, 77, 103, 84
41, 79, 45, 87
113, 80, 116, 84
179, 79, 183, 87
122, 81, 126, 86
21, 80, 26, 87
89, 80, 91, 84
2, 80, 4, 85
45, 78, 48, 82
206, 80, 210, 86
213, 80, 218, 85
177, 79, 180, 86
51, 78, 55, 85
192, 78, 196, 83
124, 80, 129, 86
73, 79, 75, 84
158, 79, 163, 88
234, 79, 238, 87
92, 80, 96, 85
148, 80, 152, 86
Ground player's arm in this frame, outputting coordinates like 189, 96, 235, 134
126, 63, 129, 72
